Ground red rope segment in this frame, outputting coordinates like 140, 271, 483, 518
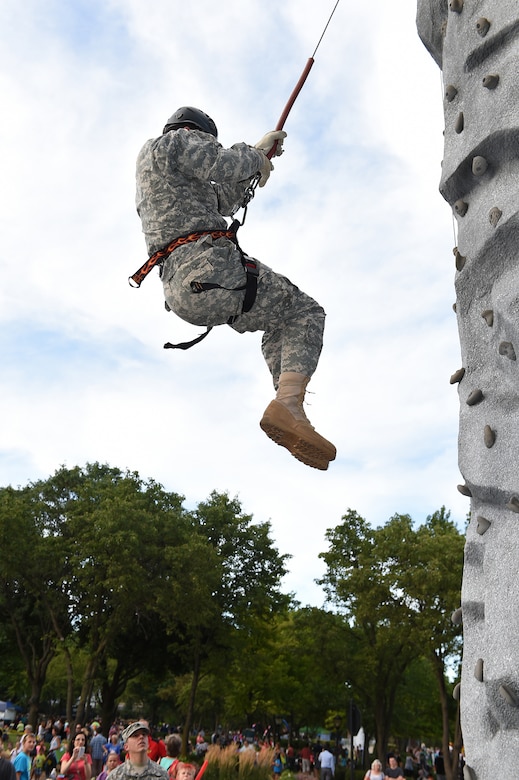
267, 57, 315, 159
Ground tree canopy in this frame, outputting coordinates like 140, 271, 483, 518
0, 464, 289, 741
0, 464, 463, 776
318, 507, 464, 769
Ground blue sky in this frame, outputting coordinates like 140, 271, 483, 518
1, 0, 467, 605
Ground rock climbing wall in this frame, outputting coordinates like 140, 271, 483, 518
416, 1, 519, 778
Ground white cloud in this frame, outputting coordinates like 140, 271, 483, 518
0, 0, 466, 606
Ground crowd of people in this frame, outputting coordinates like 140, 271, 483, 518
363, 747, 451, 780
0, 720, 197, 780
0, 719, 458, 780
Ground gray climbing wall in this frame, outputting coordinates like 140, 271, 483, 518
416, 1, 519, 778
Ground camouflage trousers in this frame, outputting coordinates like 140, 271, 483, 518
162, 235, 325, 387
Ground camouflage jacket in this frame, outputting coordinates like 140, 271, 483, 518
110, 759, 169, 780
136, 128, 265, 255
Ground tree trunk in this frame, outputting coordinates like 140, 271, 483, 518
46, 604, 75, 725
75, 643, 106, 727
374, 700, 389, 764
430, 651, 458, 780
99, 662, 131, 735
64, 647, 75, 726
28, 682, 42, 731
182, 649, 201, 757
9, 613, 55, 730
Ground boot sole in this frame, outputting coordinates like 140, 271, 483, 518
260, 419, 332, 471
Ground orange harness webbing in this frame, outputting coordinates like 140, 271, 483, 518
128, 229, 237, 288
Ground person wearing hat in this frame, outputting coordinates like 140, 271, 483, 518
109, 724, 168, 780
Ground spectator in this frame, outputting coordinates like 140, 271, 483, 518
60, 733, 92, 780
363, 759, 384, 780
300, 744, 312, 775
403, 751, 416, 778
434, 750, 446, 780
13, 735, 36, 780
90, 729, 108, 778
146, 730, 166, 764
385, 756, 404, 778
174, 766, 195, 780
318, 745, 334, 780
159, 736, 181, 777
194, 735, 207, 758
0, 755, 16, 780
110, 723, 168, 780
97, 752, 120, 780
272, 751, 283, 780
32, 744, 48, 780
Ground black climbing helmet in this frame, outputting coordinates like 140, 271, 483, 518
163, 106, 218, 138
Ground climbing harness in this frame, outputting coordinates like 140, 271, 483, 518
162, 221, 259, 351
128, 0, 341, 349
128, 228, 238, 288
128, 221, 258, 350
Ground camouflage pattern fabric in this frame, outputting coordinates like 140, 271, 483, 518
110, 760, 168, 780
136, 127, 325, 386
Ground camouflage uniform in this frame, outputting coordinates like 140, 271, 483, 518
110, 760, 168, 780
136, 128, 325, 386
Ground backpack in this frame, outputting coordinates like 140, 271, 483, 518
45, 753, 57, 772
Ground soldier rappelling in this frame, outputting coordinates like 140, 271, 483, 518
129, 3, 341, 471
132, 107, 336, 470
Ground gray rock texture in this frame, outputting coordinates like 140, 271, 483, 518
416, 1, 519, 778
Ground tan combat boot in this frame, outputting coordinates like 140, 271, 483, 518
259, 372, 336, 470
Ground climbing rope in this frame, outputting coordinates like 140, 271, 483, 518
232, 0, 342, 226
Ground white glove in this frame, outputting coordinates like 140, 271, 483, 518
257, 154, 274, 188
254, 130, 287, 157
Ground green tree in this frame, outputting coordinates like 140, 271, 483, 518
318, 508, 463, 768
0, 484, 71, 727
401, 508, 464, 780
38, 462, 189, 728
158, 491, 291, 754
270, 607, 354, 735
0, 463, 192, 728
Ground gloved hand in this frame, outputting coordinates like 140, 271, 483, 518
258, 154, 274, 188
254, 130, 287, 157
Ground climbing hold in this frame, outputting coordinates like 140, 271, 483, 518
454, 248, 466, 270
476, 515, 491, 535
466, 389, 484, 406
483, 425, 496, 448
450, 367, 465, 384
451, 607, 463, 625
454, 112, 464, 133
506, 496, 519, 513
454, 199, 468, 217
449, 0, 463, 12
453, 682, 461, 701
457, 484, 472, 497
499, 341, 516, 360
499, 684, 519, 707
476, 17, 491, 36
489, 207, 502, 227
463, 766, 476, 780
445, 85, 458, 102
474, 658, 484, 681
483, 74, 499, 89
481, 309, 494, 326
453, 302, 457, 313
472, 156, 488, 176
